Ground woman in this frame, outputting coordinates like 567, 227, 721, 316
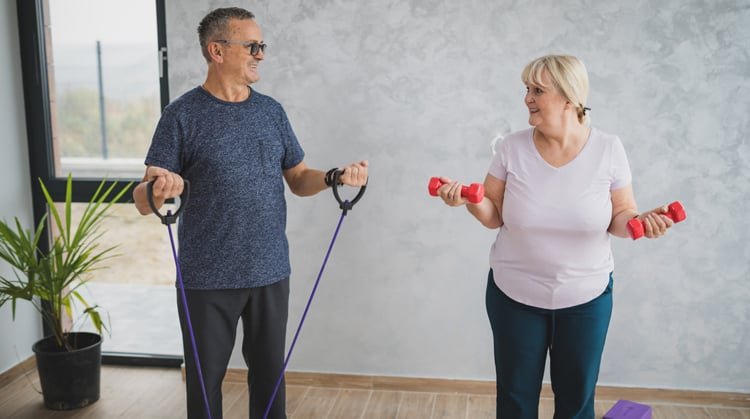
436, 54, 673, 419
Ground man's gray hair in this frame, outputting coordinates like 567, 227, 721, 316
197, 7, 255, 63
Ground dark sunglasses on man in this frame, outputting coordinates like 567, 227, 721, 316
214, 39, 267, 56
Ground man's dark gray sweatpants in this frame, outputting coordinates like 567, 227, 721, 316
177, 278, 290, 419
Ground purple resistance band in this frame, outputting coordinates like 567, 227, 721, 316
147, 181, 212, 419
262, 204, 348, 419
151, 174, 366, 419
263, 172, 366, 418
166, 211, 213, 419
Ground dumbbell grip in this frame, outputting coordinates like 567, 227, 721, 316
627, 201, 686, 240
458, 185, 474, 196
428, 177, 484, 204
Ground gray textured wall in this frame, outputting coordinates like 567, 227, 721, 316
166, 0, 749, 392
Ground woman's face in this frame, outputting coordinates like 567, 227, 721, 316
524, 70, 568, 128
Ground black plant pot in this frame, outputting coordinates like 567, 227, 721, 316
31, 331, 102, 410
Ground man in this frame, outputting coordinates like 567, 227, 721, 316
132, 7, 368, 419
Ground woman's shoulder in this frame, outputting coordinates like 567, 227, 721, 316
494, 128, 533, 153
588, 127, 628, 157
590, 126, 621, 143
506, 127, 534, 141
499, 128, 533, 145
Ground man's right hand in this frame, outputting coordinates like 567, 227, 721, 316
145, 166, 184, 200
134, 166, 184, 215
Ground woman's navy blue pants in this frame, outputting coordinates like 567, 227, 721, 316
485, 270, 613, 419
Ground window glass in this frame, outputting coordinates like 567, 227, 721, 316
67, 202, 182, 356
47, 0, 160, 179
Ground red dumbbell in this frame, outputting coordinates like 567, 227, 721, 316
627, 201, 687, 240
428, 177, 485, 204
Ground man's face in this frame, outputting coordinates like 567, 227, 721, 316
216, 18, 265, 85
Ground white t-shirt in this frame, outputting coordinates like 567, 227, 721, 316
488, 127, 632, 309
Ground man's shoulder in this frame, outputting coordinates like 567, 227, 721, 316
250, 89, 283, 109
162, 86, 205, 113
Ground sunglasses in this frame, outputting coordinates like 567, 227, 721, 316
213, 40, 267, 56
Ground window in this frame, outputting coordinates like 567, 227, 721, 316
47, 0, 164, 179
17, 0, 178, 365
19, 0, 169, 185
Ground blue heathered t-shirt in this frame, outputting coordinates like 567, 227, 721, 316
145, 86, 305, 289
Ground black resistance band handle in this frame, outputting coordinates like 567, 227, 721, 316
147, 179, 190, 225
331, 170, 366, 216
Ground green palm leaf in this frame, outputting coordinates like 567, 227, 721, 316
0, 174, 132, 350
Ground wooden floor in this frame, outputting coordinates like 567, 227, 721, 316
1, 364, 749, 419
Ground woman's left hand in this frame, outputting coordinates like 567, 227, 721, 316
636, 205, 675, 239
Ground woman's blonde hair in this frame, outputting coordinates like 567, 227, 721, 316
522, 55, 590, 124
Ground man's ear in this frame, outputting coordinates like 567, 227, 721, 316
209, 44, 223, 63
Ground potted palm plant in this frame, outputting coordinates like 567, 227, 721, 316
0, 174, 131, 410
